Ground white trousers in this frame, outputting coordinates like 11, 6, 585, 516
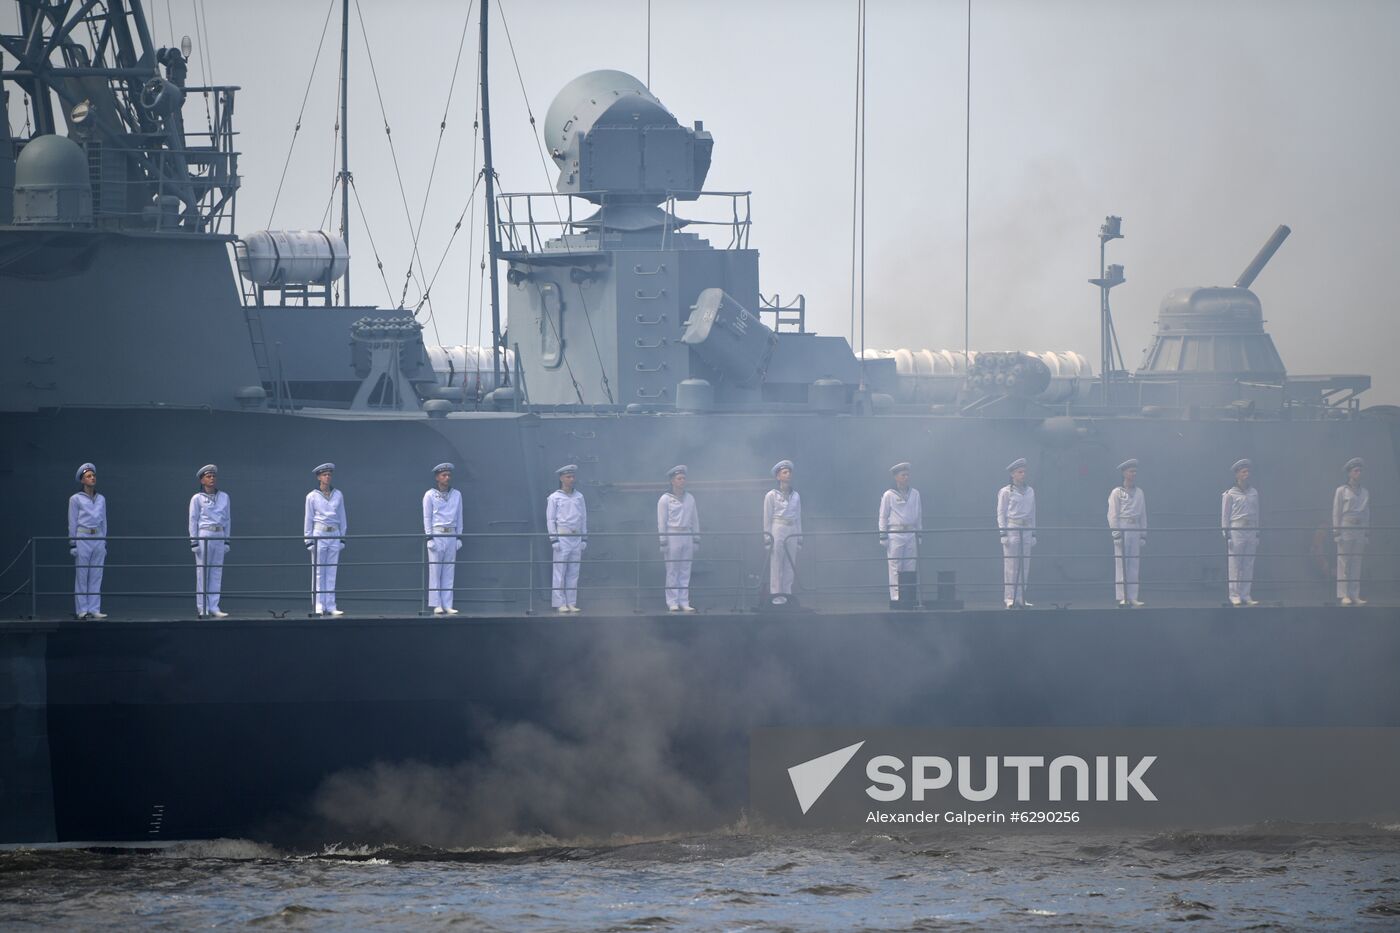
1337, 531, 1366, 600
663, 535, 694, 607
1113, 530, 1144, 602
885, 533, 917, 600
428, 536, 460, 609
74, 538, 106, 615
769, 527, 800, 596
195, 538, 227, 614
1227, 529, 1258, 601
552, 536, 584, 608
1002, 530, 1034, 604
312, 537, 343, 611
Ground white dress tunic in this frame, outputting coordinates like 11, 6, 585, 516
1107, 485, 1147, 603
658, 491, 700, 609
189, 489, 231, 615
1221, 485, 1260, 602
423, 487, 464, 610
997, 483, 1036, 605
67, 491, 107, 617
879, 487, 922, 601
763, 488, 803, 598
304, 488, 347, 613
547, 489, 587, 608
1333, 483, 1369, 601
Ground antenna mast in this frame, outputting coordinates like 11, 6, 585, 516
339, 0, 351, 306
480, 0, 507, 390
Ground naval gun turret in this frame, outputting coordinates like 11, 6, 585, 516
503, 71, 860, 409
1134, 225, 1292, 410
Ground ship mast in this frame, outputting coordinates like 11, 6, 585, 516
480, 0, 506, 389
339, 0, 351, 306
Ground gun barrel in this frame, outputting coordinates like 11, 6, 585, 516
1235, 224, 1291, 289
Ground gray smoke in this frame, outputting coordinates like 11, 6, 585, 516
309, 615, 970, 847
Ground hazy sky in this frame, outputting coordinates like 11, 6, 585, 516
12, 0, 1400, 402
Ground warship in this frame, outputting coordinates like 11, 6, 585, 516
0, 1, 1397, 844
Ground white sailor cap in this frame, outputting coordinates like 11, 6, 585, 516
433, 462, 455, 474
75, 462, 96, 482
313, 462, 336, 475
667, 465, 687, 478
1005, 457, 1027, 473
1231, 458, 1251, 473
890, 462, 912, 475
196, 464, 218, 481
771, 459, 794, 477
556, 464, 578, 476
1344, 457, 1364, 472
1117, 459, 1138, 472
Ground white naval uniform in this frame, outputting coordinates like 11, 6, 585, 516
423, 486, 463, 610
1333, 483, 1370, 601
879, 487, 922, 601
658, 491, 700, 608
763, 488, 803, 597
997, 483, 1036, 604
189, 489, 231, 614
1221, 485, 1260, 601
1107, 485, 1147, 603
67, 491, 107, 616
304, 488, 347, 612
547, 489, 587, 608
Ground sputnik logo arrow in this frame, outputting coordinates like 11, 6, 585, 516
787, 741, 866, 814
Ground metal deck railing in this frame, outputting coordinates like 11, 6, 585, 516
2, 524, 1394, 621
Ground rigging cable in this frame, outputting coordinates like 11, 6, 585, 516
496, 0, 614, 405
851, 0, 862, 381
418, 173, 483, 318
463, 55, 484, 352
190, 0, 213, 133
349, 174, 408, 315
963, 0, 972, 370
401, 0, 476, 312
352, 0, 431, 308
848, 0, 862, 348
268, 0, 338, 228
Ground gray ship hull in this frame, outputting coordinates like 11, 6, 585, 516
4, 604, 1398, 845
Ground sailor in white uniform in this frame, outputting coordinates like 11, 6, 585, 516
658, 465, 700, 612
304, 462, 347, 616
1108, 459, 1147, 608
879, 462, 922, 608
1333, 457, 1369, 606
423, 462, 464, 615
189, 464, 231, 618
763, 460, 802, 605
547, 465, 587, 612
997, 458, 1036, 608
67, 462, 107, 620
1221, 458, 1260, 606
